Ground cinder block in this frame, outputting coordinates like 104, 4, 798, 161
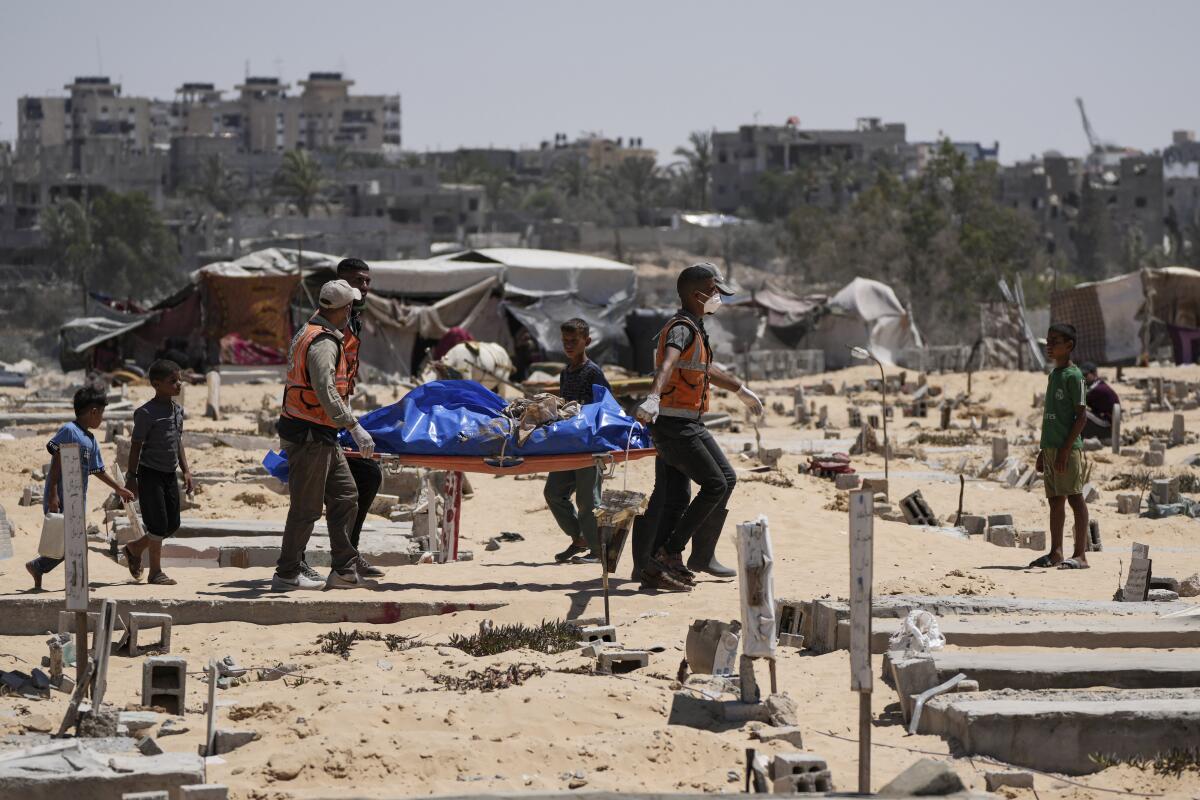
986, 514, 1013, 527
987, 525, 1018, 547
1082, 483, 1100, 502
122, 793, 169, 800
770, 752, 829, 780
142, 656, 187, 716
1018, 530, 1047, 550
1144, 450, 1165, 467
1117, 494, 1142, 515
596, 649, 649, 674
181, 786, 230, 800
778, 633, 804, 648
1150, 439, 1167, 453
834, 473, 861, 490
772, 772, 834, 793
579, 625, 616, 644
1120, 447, 1143, 458
899, 490, 937, 526
58, 610, 103, 639
860, 478, 888, 498
985, 772, 1034, 791
960, 515, 986, 536
127, 612, 172, 656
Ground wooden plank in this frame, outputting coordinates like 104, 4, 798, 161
60, 444, 88, 612
849, 488, 874, 692
1111, 404, 1122, 456
735, 516, 777, 659
91, 599, 117, 706
204, 659, 218, 757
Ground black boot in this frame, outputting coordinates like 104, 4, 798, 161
686, 508, 736, 577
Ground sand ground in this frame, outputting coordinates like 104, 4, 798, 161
1, 366, 1199, 798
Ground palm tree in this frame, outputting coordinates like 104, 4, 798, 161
673, 130, 713, 210
273, 149, 329, 218
40, 198, 97, 313
188, 154, 245, 256
610, 156, 663, 226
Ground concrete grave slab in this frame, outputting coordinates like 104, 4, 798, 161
920, 688, 1200, 775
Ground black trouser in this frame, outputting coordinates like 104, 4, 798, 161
631, 417, 736, 571
138, 466, 181, 539
346, 455, 382, 550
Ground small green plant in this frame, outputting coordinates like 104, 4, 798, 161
429, 663, 547, 692
446, 620, 583, 657
315, 628, 423, 660
1089, 749, 1200, 777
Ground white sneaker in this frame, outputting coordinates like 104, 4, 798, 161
271, 570, 325, 592
326, 568, 363, 590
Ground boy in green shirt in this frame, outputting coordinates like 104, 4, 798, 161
1030, 323, 1090, 569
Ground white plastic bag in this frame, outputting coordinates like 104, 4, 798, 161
888, 610, 946, 653
38, 513, 65, 560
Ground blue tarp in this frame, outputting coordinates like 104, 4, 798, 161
263, 380, 650, 483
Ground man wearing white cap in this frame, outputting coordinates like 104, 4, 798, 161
273, 279, 378, 591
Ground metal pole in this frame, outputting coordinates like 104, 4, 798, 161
859, 692, 871, 794
876, 359, 889, 484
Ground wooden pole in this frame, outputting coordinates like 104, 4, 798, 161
849, 488, 874, 794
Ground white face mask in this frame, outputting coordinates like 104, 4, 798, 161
702, 293, 722, 315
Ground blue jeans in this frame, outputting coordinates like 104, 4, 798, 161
544, 466, 601, 553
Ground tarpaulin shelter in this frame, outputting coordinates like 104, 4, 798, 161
795, 277, 923, 369
1050, 266, 1200, 365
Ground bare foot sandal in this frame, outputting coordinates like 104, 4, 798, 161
148, 571, 176, 585
123, 546, 143, 580
1058, 558, 1089, 570
1028, 554, 1056, 568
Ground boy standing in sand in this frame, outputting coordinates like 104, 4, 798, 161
546, 318, 612, 563
1030, 323, 1090, 570
123, 359, 193, 586
26, 386, 134, 590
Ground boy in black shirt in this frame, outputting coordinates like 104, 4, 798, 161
546, 319, 612, 563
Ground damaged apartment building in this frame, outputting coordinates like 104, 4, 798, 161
0, 72, 483, 261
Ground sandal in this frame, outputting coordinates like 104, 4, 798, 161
1058, 558, 1089, 570
123, 546, 143, 580
148, 571, 177, 585
1028, 554, 1056, 568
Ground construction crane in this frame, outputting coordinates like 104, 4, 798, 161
1075, 96, 1126, 174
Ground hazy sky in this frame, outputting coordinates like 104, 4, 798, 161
2, 1, 1196, 165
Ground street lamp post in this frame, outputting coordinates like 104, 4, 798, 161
850, 347, 888, 485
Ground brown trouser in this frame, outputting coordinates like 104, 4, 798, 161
277, 437, 359, 577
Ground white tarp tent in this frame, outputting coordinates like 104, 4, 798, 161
799, 277, 923, 368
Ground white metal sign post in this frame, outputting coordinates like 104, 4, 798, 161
849, 488, 874, 794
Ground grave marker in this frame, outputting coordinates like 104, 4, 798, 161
1124, 543, 1152, 602
848, 488, 874, 793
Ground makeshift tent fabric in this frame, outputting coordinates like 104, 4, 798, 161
798, 277, 922, 369
442, 248, 636, 306
731, 287, 830, 347
1050, 267, 1200, 364
504, 294, 634, 368
358, 275, 507, 376
201, 272, 300, 355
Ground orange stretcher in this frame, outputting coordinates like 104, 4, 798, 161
347, 447, 657, 562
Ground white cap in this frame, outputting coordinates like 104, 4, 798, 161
319, 279, 361, 309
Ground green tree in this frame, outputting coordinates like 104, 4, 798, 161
188, 154, 245, 256
273, 149, 329, 217
40, 198, 97, 313
90, 191, 180, 298
607, 156, 663, 226
673, 130, 713, 210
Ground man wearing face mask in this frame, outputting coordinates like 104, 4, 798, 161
335, 258, 385, 579
631, 263, 764, 591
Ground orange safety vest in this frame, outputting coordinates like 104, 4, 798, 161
281, 322, 351, 429
342, 321, 361, 397
655, 314, 711, 419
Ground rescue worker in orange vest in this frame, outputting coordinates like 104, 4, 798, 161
335, 258, 385, 578
631, 263, 763, 592
273, 279, 378, 592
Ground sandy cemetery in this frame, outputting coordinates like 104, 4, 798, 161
0, 360, 1196, 799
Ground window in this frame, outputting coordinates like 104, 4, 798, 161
468, 198, 479, 211
1135, 196, 1147, 208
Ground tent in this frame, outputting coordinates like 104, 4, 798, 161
795, 277, 923, 369
1050, 266, 1200, 365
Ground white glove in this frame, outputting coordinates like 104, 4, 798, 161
636, 394, 661, 424
738, 385, 764, 416
349, 422, 375, 459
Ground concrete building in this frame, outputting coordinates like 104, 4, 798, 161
1165, 130, 1200, 238
905, 140, 1000, 177
340, 166, 486, 237
997, 155, 1082, 260
18, 77, 157, 161
711, 117, 908, 214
